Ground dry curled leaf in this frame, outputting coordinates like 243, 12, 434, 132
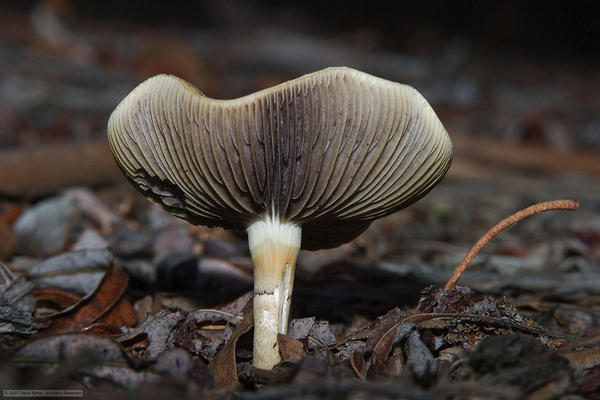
36, 265, 135, 334
174, 309, 238, 361
172, 292, 250, 361
278, 333, 307, 361
209, 301, 253, 387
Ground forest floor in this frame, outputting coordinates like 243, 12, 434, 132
1, 3, 600, 399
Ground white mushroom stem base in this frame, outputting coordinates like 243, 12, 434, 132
247, 216, 301, 369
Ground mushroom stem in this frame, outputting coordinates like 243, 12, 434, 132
247, 215, 301, 369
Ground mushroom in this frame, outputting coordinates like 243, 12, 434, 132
107, 67, 453, 369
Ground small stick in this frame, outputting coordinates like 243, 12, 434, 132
444, 200, 579, 290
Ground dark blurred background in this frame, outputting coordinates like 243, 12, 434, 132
1, 0, 599, 150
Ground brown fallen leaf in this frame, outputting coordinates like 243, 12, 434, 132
1, 203, 23, 227
344, 308, 412, 380
350, 351, 376, 381
36, 266, 135, 334
0, 219, 15, 260
32, 286, 80, 316
278, 334, 307, 361
0, 204, 22, 260
209, 300, 254, 387
371, 320, 412, 370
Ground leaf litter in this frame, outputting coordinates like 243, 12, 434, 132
1, 184, 599, 399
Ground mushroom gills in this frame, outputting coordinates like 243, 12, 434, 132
107, 68, 453, 249
247, 214, 301, 369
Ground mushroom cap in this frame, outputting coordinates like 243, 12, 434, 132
108, 67, 452, 250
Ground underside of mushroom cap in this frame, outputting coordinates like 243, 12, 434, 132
108, 67, 452, 250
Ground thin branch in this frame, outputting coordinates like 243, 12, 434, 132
444, 200, 579, 290
403, 312, 581, 342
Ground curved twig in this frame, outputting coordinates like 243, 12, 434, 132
445, 200, 579, 290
